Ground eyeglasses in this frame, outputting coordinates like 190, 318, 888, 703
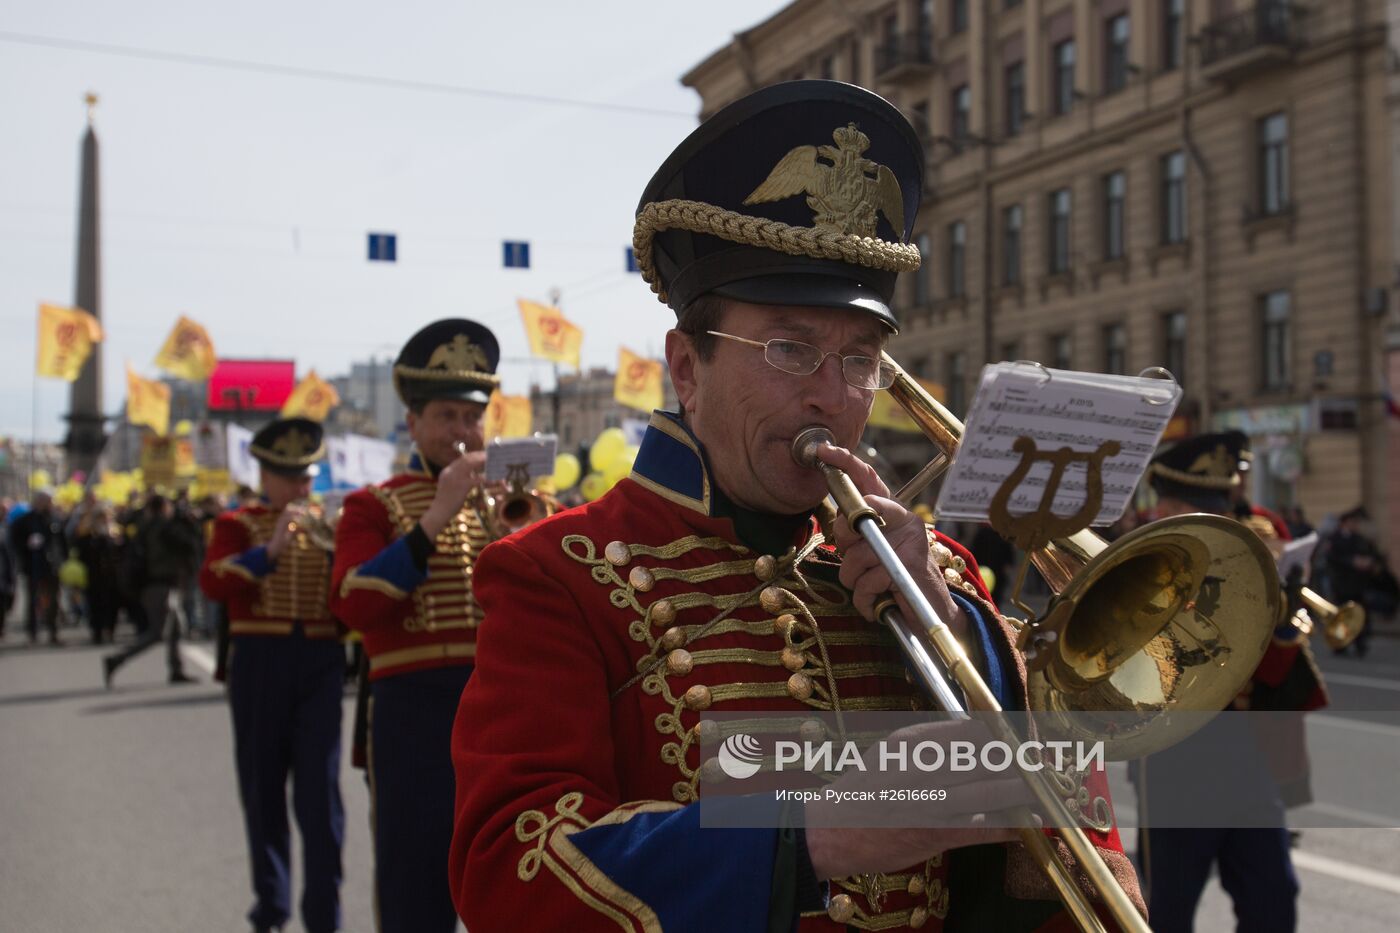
706, 330, 896, 390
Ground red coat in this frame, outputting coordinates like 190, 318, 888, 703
449, 413, 1141, 932
199, 504, 337, 639
330, 455, 492, 681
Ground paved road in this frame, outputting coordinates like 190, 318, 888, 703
1, 609, 1397, 931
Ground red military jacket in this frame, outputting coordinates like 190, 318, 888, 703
199, 503, 337, 639
330, 452, 492, 681
450, 412, 1142, 933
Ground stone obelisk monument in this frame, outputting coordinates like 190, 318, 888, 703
65, 92, 105, 478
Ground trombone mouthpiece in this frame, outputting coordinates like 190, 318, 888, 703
453, 441, 469, 457
791, 426, 835, 469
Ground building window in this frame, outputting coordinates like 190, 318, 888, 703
820, 55, 834, 80
1102, 170, 1126, 261
1104, 14, 1130, 94
1005, 61, 1026, 136
999, 341, 1020, 363
915, 232, 932, 306
1048, 188, 1072, 274
1160, 150, 1187, 245
849, 37, 861, 83
1163, 0, 1184, 71
1053, 39, 1076, 116
951, 85, 971, 141
951, 0, 969, 34
1163, 309, 1187, 385
1258, 112, 1290, 216
1103, 322, 1128, 374
946, 351, 967, 416
948, 221, 967, 298
1051, 333, 1073, 370
1002, 204, 1023, 286
1261, 290, 1291, 390
917, 0, 934, 42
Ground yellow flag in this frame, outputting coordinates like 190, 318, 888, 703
484, 390, 533, 439
153, 315, 218, 381
518, 299, 583, 368
281, 370, 341, 422
867, 378, 945, 433
126, 364, 172, 437
36, 303, 102, 381
613, 348, 664, 413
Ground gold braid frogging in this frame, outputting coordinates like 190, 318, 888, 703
632, 199, 923, 304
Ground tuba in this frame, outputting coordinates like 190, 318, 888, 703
794, 353, 1291, 933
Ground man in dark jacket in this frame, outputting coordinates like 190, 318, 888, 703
0, 501, 18, 636
9, 492, 64, 645
102, 494, 203, 685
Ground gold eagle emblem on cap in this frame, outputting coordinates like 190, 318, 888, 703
272, 428, 314, 459
427, 335, 490, 373
1187, 444, 1237, 481
743, 123, 905, 240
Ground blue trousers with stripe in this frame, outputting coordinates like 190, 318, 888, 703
368, 664, 472, 933
229, 631, 346, 933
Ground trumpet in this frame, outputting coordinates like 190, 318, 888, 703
452, 442, 556, 539
793, 353, 1288, 933
287, 500, 338, 551
1294, 587, 1366, 650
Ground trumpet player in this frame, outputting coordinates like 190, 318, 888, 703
329, 318, 500, 933
449, 82, 1140, 932
197, 417, 344, 933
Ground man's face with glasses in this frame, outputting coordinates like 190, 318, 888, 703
667, 299, 889, 515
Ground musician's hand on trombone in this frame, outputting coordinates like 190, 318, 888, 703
803, 718, 1036, 880
420, 445, 488, 539
814, 442, 969, 642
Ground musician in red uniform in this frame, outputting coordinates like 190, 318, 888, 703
329, 318, 498, 933
449, 81, 1142, 932
199, 417, 344, 933
1138, 430, 1327, 933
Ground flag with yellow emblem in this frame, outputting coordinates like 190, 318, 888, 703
867, 378, 945, 433
126, 364, 172, 436
518, 299, 583, 368
483, 390, 533, 439
281, 370, 341, 422
153, 315, 218, 381
35, 303, 102, 381
613, 348, 664, 413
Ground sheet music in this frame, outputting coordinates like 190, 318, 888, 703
934, 363, 1181, 526
1277, 532, 1318, 582
485, 435, 558, 484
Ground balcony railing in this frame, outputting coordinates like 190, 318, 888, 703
875, 33, 935, 81
1198, 1, 1304, 74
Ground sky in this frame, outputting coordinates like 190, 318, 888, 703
0, 0, 791, 442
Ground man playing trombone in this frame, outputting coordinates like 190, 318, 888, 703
330, 318, 500, 933
449, 81, 1142, 932
199, 417, 344, 933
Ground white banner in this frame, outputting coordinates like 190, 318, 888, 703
193, 420, 225, 468
328, 434, 396, 488
226, 423, 258, 489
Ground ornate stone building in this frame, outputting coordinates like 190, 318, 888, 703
685, 0, 1398, 539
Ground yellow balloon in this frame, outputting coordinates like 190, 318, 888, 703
174, 419, 194, 436
580, 472, 609, 502
551, 453, 582, 490
29, 469, 52, 490
601, 444, 639, 488
589, 427, 628, 472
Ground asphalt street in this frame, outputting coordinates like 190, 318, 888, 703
2, 609, 1397, 932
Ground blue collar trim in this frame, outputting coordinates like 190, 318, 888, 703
629, 411, 713, 516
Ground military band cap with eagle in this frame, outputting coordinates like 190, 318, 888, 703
633, 80, 924, 331
1147, 430, 1248, 513
393, 318, 501, 407
249, 417, 327, 477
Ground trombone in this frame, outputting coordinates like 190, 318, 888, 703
793, 354, 1291, 932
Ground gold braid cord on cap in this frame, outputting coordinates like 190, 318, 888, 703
631, 199, 922, 305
